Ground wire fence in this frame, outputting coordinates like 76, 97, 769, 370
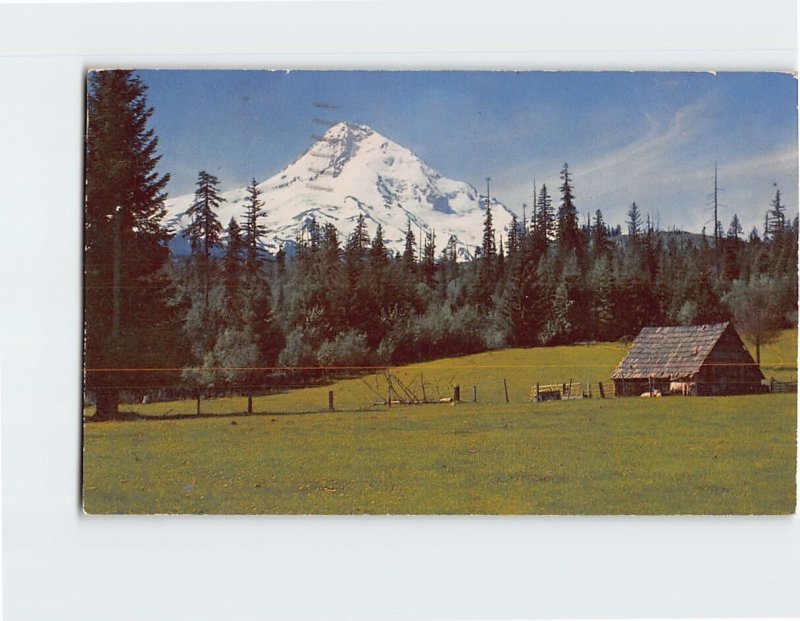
83, 364, 797, 421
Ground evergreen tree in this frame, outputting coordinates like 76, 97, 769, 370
307, 216, 322, 254
481, 198, 496, 265
500, 251, 546, 346
319, 222, 346, 330
532, 184, 554, 256
541, 280, 574, 345
222, 217, 244, 315
84, 70, 173, 419
496, 236, 505, 283
591, 209, 611, 257
185, 170, 225, 305
321, 222, 341, 266
627, 201, 642, 238
370, 223, 389, 268
507, 214, 521, 258
402, 218, 417, 273
186, 171, 224, 257
341, 214, 372, 337
765, 189, 786, 240
727, 214, 743, 240
556, 163, 581, 254
345, 214, 370, 265
349, 223, 392, 346
587, 256, 615, 340
445, 235, 458, 264
723, 214, 744, 281
421, 230, 437, 288
470, 196, 496, 308
439, 235, 460, 299
276, 247, 286, 275
642, 228, 659, 284
241, 178, 267, 268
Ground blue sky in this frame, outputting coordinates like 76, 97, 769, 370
139, 70, 797, 235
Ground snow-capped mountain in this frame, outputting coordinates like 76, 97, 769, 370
165, 121, 516, 260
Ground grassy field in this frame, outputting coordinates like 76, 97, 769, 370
82, 329, 797, 514
754, 328, 799, 382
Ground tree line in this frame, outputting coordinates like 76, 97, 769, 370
85, 71, 798, 418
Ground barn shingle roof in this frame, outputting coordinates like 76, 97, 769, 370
611, 322, 731, 380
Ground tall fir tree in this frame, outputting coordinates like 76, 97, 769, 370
84, 70, 174, 419
185, 170, 225, 306
307, 217, 322, 254
627, 201, 642, 238
346, 214, 370, 263
765, 189, 786, 240
496, 236, 505, 283
321, 222, 342, 271
241, 177, 267, 269
507, 214, 521, 258
369, 223, 389, 268
402, 218, 417, 274
421, 230, 437, 288
556, 163, 581, 255
727, 213, 743, 240
481, 197, 496, 263
471, 194, 497, 308
500, 235, 547, 347
591, 209, 611, 258
532, 184, 554, 256
222, 217, 244, 316
587, 255, 615, 340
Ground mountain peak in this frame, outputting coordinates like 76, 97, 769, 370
320, 122, 379, 150
166, 122, 515, 260
324, 120, 375, 137
305, 121, 384, 178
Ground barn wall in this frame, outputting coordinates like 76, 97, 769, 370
699, 327, 764, 395
695, 364, 762, 395
616, 370, 761, 396
614, 378, 672, 396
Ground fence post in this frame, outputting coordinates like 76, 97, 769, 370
388, 385, 392, 407
536, 382, 540, 401
196, 387, 201, 416
598, 382, 605, 399
328, 390, 335, 412
472, 385, 477, 402
454, 385, 460, 402
247, 390, 253, 414
503, 378, 509, 403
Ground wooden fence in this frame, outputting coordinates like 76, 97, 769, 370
530, 380, 614, 402
770, 380, 798, 394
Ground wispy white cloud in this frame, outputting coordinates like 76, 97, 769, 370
494, 95, 798, 235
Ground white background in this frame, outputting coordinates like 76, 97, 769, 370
1, 1, 798, 620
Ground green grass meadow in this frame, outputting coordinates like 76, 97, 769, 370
82, 330, 797, 514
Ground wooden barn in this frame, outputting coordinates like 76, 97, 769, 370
611, 322, 764, 396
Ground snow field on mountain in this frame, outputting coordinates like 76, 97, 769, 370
166, 121, 516, 259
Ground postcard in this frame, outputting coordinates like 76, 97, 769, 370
82, 70, 797, 514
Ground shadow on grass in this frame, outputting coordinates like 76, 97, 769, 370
83, 408, 343, 423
